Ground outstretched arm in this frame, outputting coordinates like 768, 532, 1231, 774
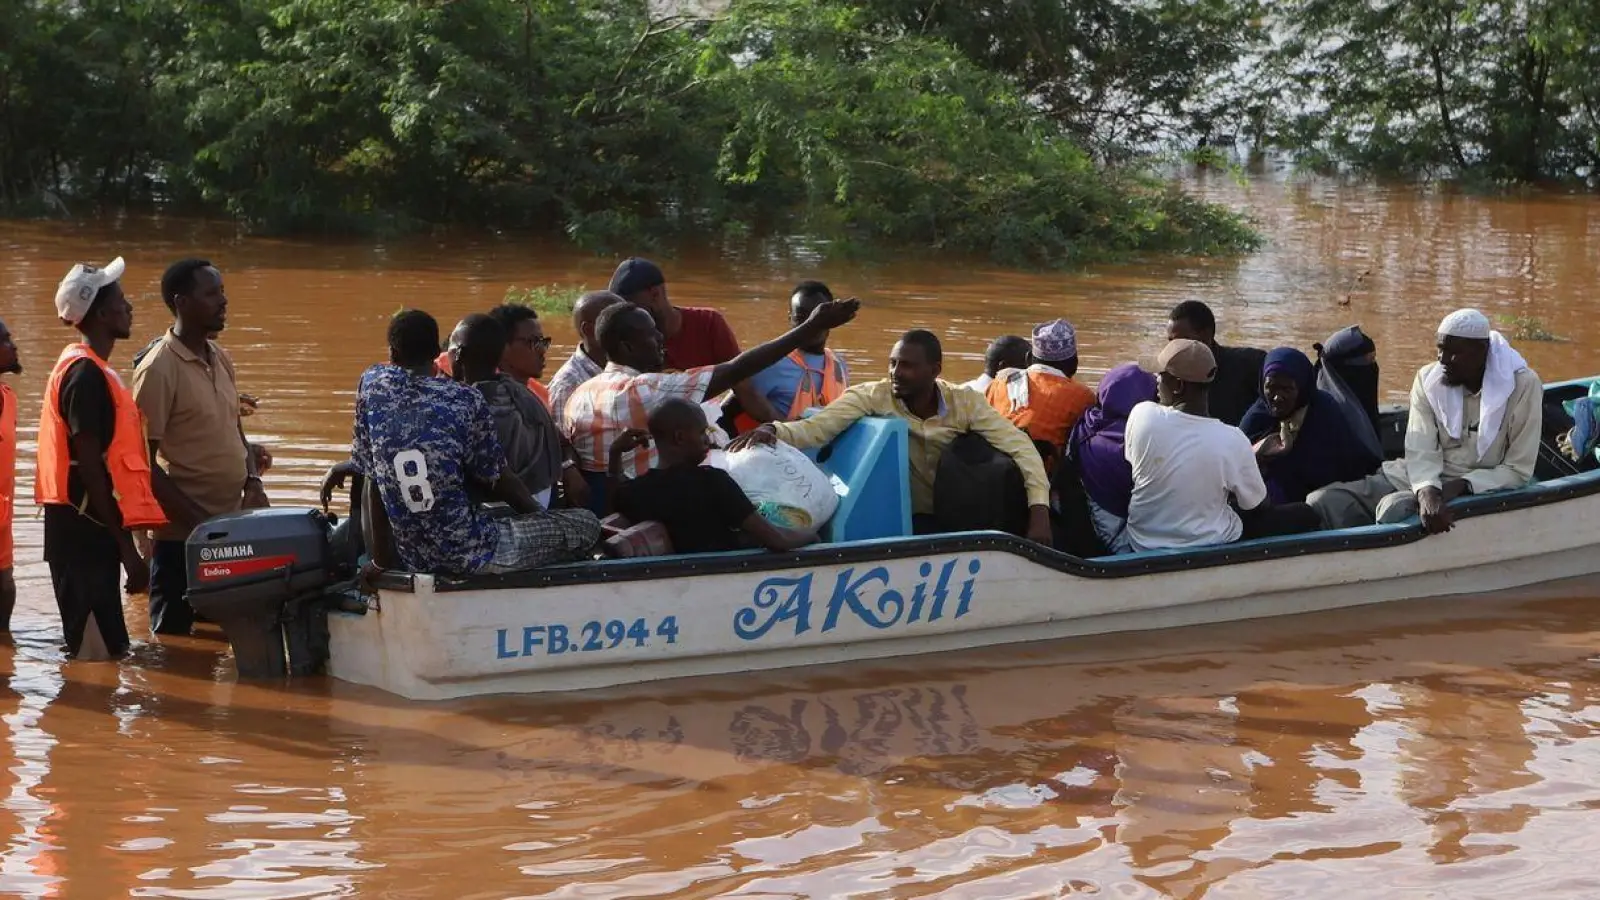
705, 299, 860, 397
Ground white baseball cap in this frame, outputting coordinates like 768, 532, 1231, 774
55, 257, 126, 326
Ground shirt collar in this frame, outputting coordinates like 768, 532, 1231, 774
162, 328, 208, 363
604, 362, 643, 377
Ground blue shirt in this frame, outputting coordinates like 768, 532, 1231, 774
351, 364, 505, 574
748, 351, 849, 420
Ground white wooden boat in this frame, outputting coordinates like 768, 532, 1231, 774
311, 378, 1600, 700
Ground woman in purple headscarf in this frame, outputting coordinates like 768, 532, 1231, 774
1068, 363, 1158, 553
1239, 347, 1382, 503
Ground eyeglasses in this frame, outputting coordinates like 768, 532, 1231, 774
514, 336, 553, 349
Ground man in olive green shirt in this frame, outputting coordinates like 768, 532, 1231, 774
737, 329, 1052, 544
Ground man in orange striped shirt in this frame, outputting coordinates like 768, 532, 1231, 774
564, 298, 861, 513
985, 319, 1096, 465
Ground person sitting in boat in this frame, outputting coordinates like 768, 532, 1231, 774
961, 335, 1028, 394
1238, 348, 1382, 503
1124, 340, 1321, 552
731, 281, 851, 431
1166, 300, 1266, 428
731, 329, 1054, 545
1315, 325, 1384, 443
447, 313, 577, 510
1309, 309, 1542, 534
1068, 363, 1158, 554
607, 399, 816, 554
548, 291, 625, 430
985, 319, 1096, 465
354, 310, 601, 576
563, 294, 862, 514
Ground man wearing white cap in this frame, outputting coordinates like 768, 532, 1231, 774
35, 258, 168, 658
1308, 309, 1542, 534
985, 319, 1095, 462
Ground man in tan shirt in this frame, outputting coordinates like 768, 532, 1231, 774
133, 259, 267, 634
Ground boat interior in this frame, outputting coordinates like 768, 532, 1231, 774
373, 377, 1600, 594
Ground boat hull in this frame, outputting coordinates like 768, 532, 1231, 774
329, 472, 1600, 700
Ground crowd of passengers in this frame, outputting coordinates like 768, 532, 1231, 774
317, 255, 1560, 578
20, 254, 1584, 661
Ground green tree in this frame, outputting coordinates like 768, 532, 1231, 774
1264, 0, 1600, 183
855, 0, 1269, 157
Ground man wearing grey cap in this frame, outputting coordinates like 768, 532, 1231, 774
1123, 339, 1320, 551
1309, 308, 1542, 534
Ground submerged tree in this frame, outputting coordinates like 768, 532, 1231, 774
1263, 0, 1600, 184
1, 0, 1261, 264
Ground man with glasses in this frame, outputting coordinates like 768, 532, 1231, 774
487, 304, 553, 409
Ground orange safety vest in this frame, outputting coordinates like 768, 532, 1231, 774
734, 349, 847, 433
35, 344, 168, 529
0, 383, 14, 569
985, 366, 1096, 457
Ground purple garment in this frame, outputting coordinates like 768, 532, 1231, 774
1069, 364, 1158, 517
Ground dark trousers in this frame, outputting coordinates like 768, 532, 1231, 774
583, 470, 608, 517
148, 540, 194, 635
1240, 502, 1322, 541
49, 556, 130, 658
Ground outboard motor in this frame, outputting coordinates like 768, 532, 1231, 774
184, 507, 363, 678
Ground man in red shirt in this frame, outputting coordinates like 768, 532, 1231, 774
608, 258, 740, 371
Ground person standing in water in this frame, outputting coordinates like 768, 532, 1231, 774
0, 319, 19, 635
134, 259, 264, 635
36, 258, 170, 658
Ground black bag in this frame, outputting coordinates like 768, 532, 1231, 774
933, 433, 1029, 536
1051, 443, 1111, 557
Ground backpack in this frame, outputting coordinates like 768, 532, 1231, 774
933, 433, 1029, 536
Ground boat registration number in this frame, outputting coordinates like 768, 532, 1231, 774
496, 617, 679, 659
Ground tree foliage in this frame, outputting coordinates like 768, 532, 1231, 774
1262, 0, 1600, 183
0, 0, 1260, 264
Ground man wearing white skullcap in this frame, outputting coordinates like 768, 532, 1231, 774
983, 319, 1096, 460
1309, 308, 1542, 533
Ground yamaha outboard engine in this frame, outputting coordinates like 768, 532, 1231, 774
185, 507, 363, 678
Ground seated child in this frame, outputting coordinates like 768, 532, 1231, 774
608, 399, 816, 554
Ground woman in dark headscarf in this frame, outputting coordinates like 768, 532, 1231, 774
1068, 363, 1158, 553
1240, 348, 1382, 504
1314, 326, 1383, 460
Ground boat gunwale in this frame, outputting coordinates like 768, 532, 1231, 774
363, 376, 1600, 596
362, 465, 1600, 595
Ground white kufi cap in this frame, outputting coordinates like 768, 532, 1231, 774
1437, 308, 1491, 340
55, 257, 126, 326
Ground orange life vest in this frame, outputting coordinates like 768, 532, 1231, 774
0, 383, 14, 569
985, 366, 1096, 458
734, 349, 847, 433
35, 344, 168, 529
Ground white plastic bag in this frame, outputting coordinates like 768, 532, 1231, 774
720, 442, 840, 532
701, 401, 731, 449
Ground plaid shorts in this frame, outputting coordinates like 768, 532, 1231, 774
603, 521, 675, 558
481, 508, 602, 573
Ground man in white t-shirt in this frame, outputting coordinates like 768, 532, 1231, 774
1124, 339, 1321, 552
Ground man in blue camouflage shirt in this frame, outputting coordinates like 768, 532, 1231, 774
352, 310, 599, 574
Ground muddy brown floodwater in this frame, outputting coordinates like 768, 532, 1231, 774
0, 172, 1598, 897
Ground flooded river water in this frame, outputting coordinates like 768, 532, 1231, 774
0, 173, 1598, 897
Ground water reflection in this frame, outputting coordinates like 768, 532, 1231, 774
0, 178, 1598, 894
